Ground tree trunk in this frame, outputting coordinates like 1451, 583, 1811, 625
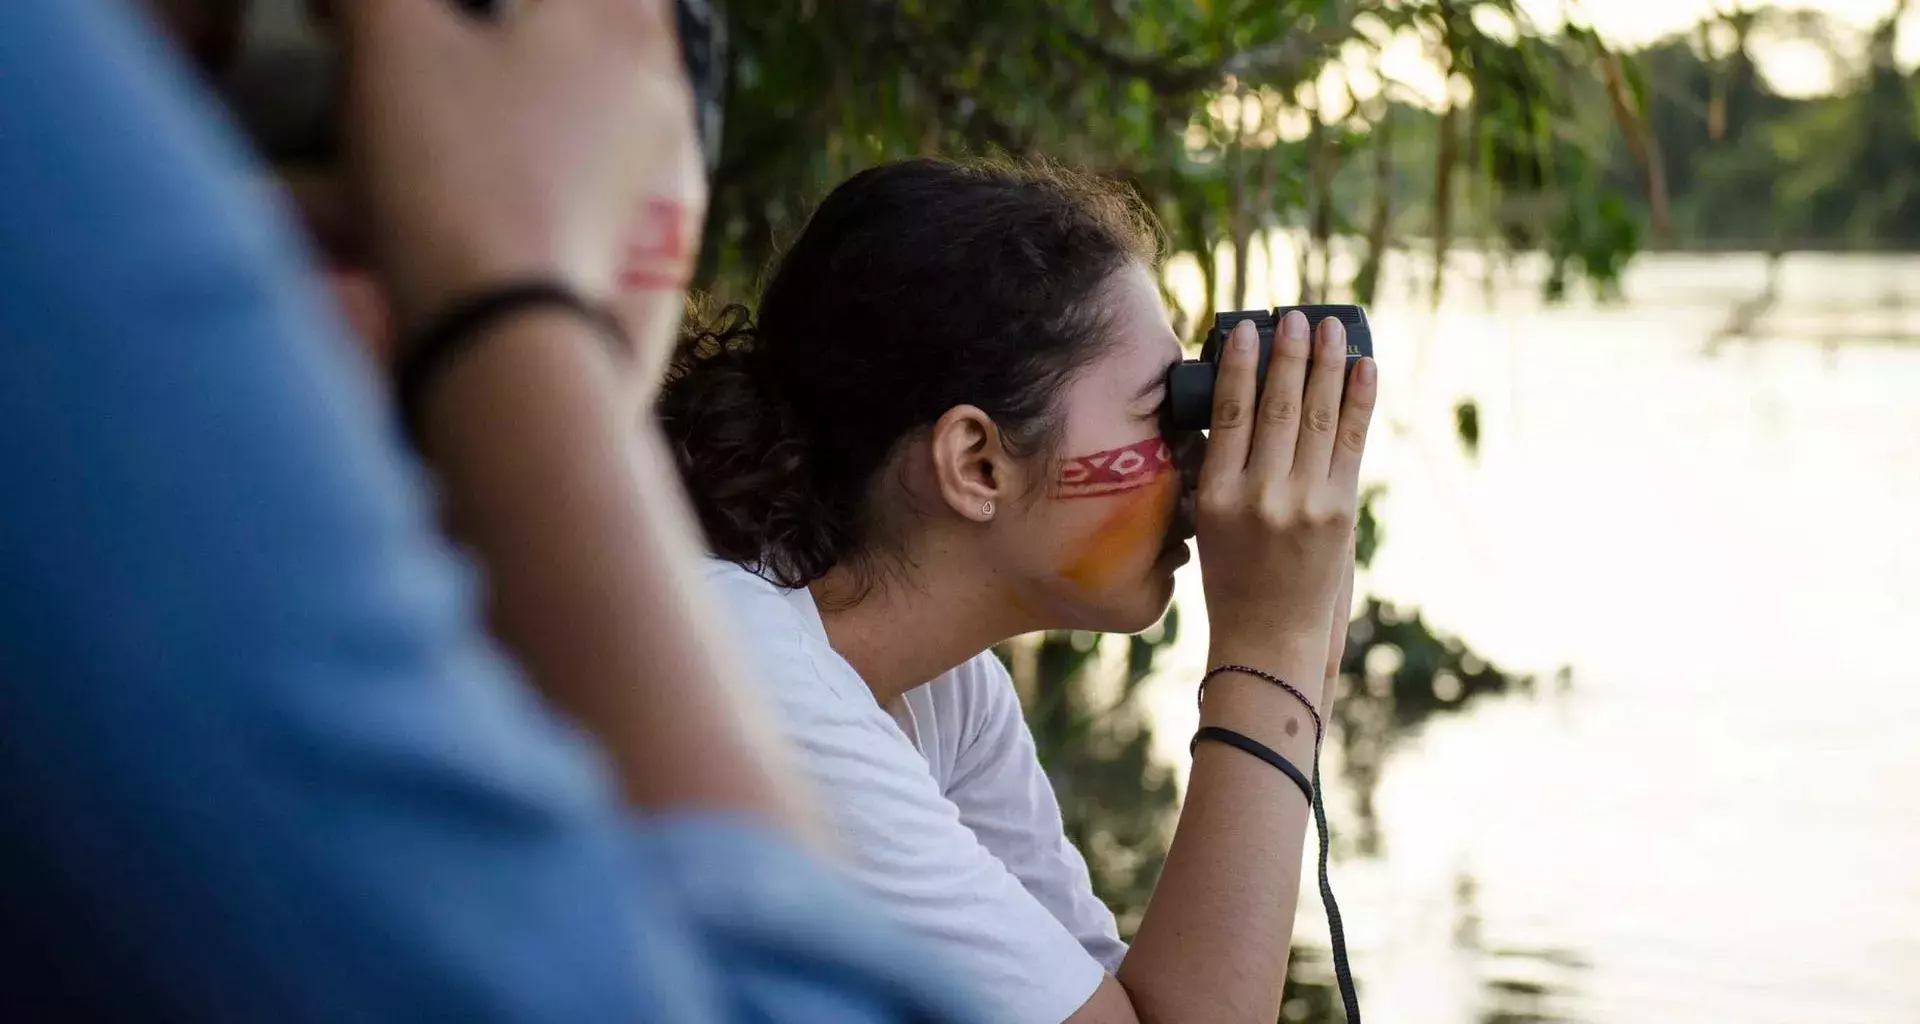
1189, 198, 1219, 321
1257, 105, 1282, 304
1354, 107, 1395, 306
1309, 100, 1336, 303
1295, 95, 1323, 303
1228, 92, 1252, 310
1597, 46, 1671, 246
1431, 103, 1458, 308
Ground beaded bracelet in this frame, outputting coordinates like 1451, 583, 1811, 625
1198, 663, 1324, 743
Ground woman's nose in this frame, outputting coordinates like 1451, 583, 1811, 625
1168, 430, 1206, 491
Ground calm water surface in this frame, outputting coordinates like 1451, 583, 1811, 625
1142, 251, 1920, 1023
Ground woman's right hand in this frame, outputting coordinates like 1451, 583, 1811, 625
337, 0, 705, 346
1194, 311, 1378, 681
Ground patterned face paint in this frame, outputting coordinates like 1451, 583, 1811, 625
1055, 437, 1180, 592
1053, 437, 1173, 499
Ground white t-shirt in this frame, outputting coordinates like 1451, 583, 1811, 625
704, 559, 1126, 1024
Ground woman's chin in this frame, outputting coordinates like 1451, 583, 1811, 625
1041, 549, 1183, 635
1157, 538, 1192, 571
1100, 568, 1180, 636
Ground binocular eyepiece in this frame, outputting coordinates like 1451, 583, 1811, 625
1164, 304, 1373, 433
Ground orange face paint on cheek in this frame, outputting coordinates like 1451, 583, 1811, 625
1059, 473, 1177, 590
1056, 438, 1178, 591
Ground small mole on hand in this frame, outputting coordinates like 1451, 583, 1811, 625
1285, 717, 1300, 738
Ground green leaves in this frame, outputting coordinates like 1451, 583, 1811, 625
1356, 484, 1386, 569
1453, 399, 1480, 457
699, 1, 1645, 306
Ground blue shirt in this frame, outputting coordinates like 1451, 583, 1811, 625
0, 3, 975, 1021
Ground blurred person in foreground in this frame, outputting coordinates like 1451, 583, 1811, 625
0, 0, 973, 1020
156, 0, 822, 837
660, 159, 1378, 1023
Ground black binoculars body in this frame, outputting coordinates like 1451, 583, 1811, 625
1164, 304, 1373, 433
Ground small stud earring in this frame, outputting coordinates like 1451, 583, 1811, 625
981, 500, 996, 519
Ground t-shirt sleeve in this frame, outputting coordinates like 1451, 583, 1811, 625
632, 815, 986, 1024
938, 656, 1129, 972
712, 586, 1104, 1023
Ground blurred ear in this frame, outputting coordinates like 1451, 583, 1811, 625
927, 405, 1024, 523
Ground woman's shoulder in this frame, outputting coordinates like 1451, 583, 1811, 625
700, 557, 873, 709
701, 558, 815, 637
912, 649, 1022, 737
936, 650, 1016, 691
702, 555, 782, 599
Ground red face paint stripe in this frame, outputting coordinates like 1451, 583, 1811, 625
1055, 437, 1173, 499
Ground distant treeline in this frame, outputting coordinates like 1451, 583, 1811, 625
1344, 12, 1920, 254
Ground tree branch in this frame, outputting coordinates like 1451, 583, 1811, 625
1038, 6, 1357, 95
1593, 41, 1672, 244
856, 0, 1035, 154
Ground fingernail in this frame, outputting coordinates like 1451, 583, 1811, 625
1321, 318, 1344, 358
1233, 321, 1255, 352
1283, 310, 1308, 339
1356, 357, 1377, 386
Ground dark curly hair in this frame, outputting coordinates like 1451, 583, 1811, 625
659, 158, 1161, 589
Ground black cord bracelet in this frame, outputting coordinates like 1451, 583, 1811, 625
395, 281, 629, 444
1191, 675, 1363, 1023
1190, 726, 1313, 804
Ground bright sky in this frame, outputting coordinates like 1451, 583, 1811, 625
1523, 0, 1920, 94
1345, 0, 1920, 110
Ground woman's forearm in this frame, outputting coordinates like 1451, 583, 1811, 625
1113, 638, 1325, 1024
411, 307, 814, 835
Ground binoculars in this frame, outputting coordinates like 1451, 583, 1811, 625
1164, 304, 1374, 433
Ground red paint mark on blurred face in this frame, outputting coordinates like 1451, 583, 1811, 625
620, 198, 691, 291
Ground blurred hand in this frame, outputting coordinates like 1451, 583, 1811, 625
1195, 312, 1378, 692
337, 0, 706, 362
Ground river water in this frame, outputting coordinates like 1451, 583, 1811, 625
1140, 250, 1920, 1023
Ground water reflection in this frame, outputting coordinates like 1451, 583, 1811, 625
1137, 253, 1920, 1023
1286, 920, 1590, 1024
1333, 596, 1538, 857
1286, 880, 1591, 1024
1288, 586, 1581, 1024
1280, 946, 1344, 1023
1477, 944, 1587, 1024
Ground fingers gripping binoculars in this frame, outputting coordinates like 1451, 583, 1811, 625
1164, 304, 1374, 433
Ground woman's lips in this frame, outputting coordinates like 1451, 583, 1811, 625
1159, 489, 1197, 557
1159, 539, 1192, 567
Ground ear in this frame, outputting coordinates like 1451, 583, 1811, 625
927, 405, 1025, 523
